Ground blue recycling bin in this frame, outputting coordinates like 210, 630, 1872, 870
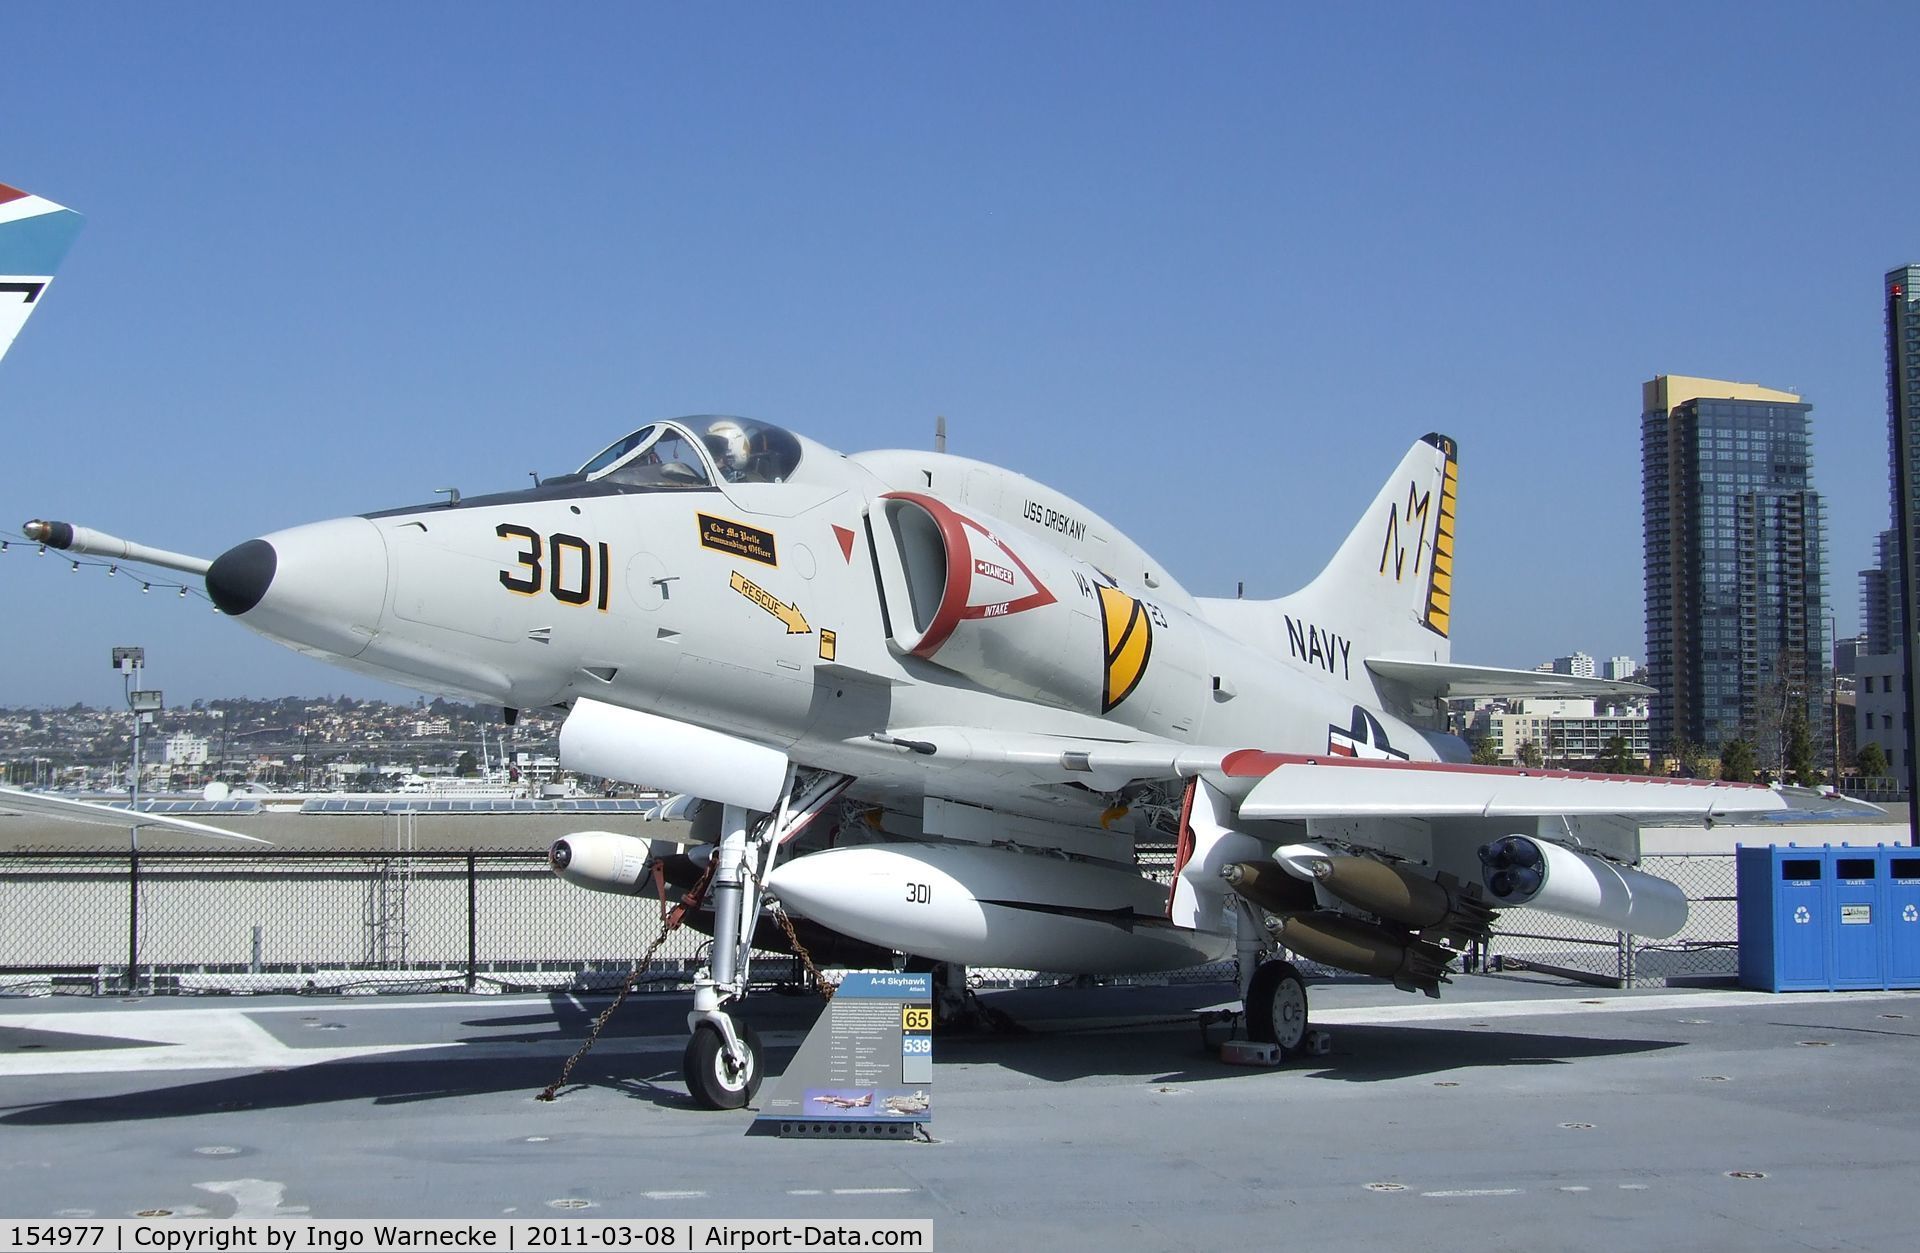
1826, 849, 1883, 990
1737, 845, 1832, 991
1883, 848, 1920, 989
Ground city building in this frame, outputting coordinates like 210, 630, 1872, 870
1604, 656, 1638, 682
1641, 374, 1830, 759
1860, 528, 1901, 658
163, 732, 209, 767
1475, 698, 1650, 766
1833, 633, 1866, 679
1856, 654, 1902, 779
1881, 266, 1920, 821
1552, 652, 1596, 679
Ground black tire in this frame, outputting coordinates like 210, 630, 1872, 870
682, 1021, 763, 1109
1244, 960, 1309, 1056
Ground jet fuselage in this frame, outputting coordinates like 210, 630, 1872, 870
204, 418, 1441, 819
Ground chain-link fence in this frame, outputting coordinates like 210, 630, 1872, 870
3, 850, 1744, 997
0, 851, 732, 997
1480, 853, 1737, 988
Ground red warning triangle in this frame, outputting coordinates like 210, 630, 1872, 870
832, 525, 856, 562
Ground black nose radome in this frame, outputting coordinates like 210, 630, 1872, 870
206, 539, 277, 616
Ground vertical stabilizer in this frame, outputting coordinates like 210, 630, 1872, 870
0, 183, 84, 370
1240, 433, 1457, 674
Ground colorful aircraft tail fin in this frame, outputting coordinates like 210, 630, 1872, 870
1274, 433, 1457, 666
0, 183, 84, 370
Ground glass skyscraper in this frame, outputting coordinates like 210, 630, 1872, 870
1642, 375, 1829, 760
1884, 266, 1920, 830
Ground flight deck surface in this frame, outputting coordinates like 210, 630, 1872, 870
2, 975, 1916, 1251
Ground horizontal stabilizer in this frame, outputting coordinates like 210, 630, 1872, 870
0, 786, 269, 843
1366, 657, 1651, 701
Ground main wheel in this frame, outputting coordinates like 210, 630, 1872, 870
682, 1020, 763, 1109
1244, 960, 1309, 1056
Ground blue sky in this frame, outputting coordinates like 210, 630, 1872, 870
2, 4, 1915, 707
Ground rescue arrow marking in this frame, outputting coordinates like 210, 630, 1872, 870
730, 570, 812, 634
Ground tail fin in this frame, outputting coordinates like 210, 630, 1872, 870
0, 183, 84, 370
1275, 432, 1457, 664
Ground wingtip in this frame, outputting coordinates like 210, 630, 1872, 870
0, 182, 79, 216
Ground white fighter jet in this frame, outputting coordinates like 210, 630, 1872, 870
11, 183, 1874, 1108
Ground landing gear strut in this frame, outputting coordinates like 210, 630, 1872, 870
679, 770, 851, 1109
681, 800, 756, 1109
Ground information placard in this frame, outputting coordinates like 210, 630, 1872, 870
755, 971, 932, 1128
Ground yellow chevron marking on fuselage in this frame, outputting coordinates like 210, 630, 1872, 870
1097, 583, 1153, 713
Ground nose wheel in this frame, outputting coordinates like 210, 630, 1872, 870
683, 1018, 763, 1109
1244, 959, 1309, 1056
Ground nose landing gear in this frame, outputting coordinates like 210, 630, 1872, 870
679, 770, 851, 1110
683, 1018, 764, 1109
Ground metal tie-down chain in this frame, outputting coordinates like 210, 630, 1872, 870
760, 876, 836, 1002
537, 855, 717, 1102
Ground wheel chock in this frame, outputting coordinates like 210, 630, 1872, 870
1220, 1039, 1283, 1066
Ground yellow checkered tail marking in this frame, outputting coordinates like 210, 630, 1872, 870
1098, 583, 1153, 713
1423, 442, 1457, 637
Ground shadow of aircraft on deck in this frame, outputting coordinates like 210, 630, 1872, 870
0, 981, 1684, 1125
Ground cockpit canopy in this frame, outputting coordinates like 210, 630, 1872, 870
577, 417, 804, 489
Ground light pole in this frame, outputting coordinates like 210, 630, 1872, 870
113, 647, 162, 993
1826, 612, 1841, 787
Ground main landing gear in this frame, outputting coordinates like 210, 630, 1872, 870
1232, 896, 1312, 1059
680, 770, 850, 1109
1243, 959, 1310, 1056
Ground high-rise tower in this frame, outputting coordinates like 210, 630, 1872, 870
1884, 266, 1920, 836
1642, 375, 1829, 761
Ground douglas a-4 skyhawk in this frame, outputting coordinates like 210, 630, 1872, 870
4, 183, 1873, 1107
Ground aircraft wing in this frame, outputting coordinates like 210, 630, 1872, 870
1220, 752, 1880, 822
886, 726, 1878, 819
885, 726, 1883, 852
0, 786, 269, 844
881, 725, 1225, 794
1365, 658, 1652, 701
